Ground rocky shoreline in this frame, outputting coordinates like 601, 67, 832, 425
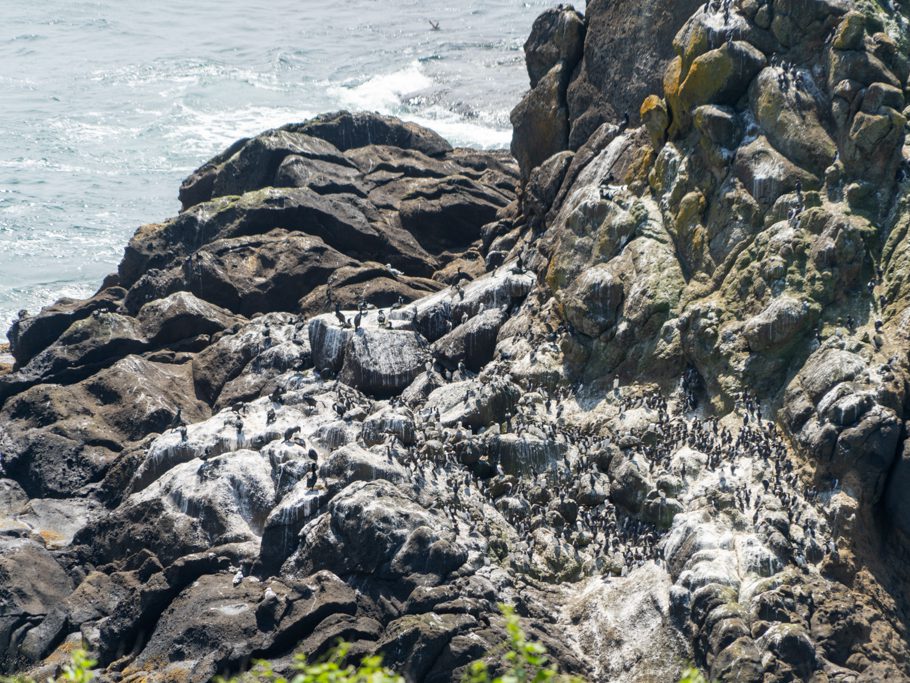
4, 1, 910, 681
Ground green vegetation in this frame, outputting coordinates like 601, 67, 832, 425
462, 605, 584, 683
0, 649, 96, 683
219, 642, 403, 683
0, 612, 710, 683
222, 604, 581, 683
677, 667, 710, 683
60, 651, 96, 683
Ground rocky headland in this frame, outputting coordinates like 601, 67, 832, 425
4, 0, 910, 681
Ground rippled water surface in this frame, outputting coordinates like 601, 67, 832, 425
0, 0, 571, 331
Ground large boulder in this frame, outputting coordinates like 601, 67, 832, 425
672, 41, 766, 129
0, 312, 147, 402
169, 232, 358, 317
124, 571, 358, 681
340, 328, 430, 397
84, 450, 275, 565
179, 113, 453, 210
286, 480, 470, 584
299, 264, 443, 316
431, 307, 507, 372
283, 111, 453, 157
750, 67, 837, 176
0, 538, 73, 672
562, 264, 626, 339
398, 175, 514, 252
1, 354, 209, 498
742, 296, 811, 353
522, 6, 586, 88
6, 287, 125, 368
319, 444, 408, 488
211, 131, 351, 200
192, 313, 308, 405
733, 137, 820, 210
425, 377, 521, 429
510, 63, 573, 181
136, 291, 241, 346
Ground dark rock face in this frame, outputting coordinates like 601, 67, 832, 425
2, 111, 517, 403
566, 0, 704, 147
0, 111, 539, 682
431, 307, 507, 372
5, 2, 910, 682
7, 288, 125, 368
510, 6, 586, 179
0, 538, 73, 671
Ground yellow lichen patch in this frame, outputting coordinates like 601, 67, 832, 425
625, 145, 656, 187
679, 21, 710, 73
676, 42, 765, 135
39, 529, 65, 546
678, 50, 736, 110
640, 95, 669, 148
849, 111, 896, 149
639, 94, 664, 120
57, 640, 79, 655
545, 257, 568, 294
663, 56, 684, 138
676, 191, 707, 228
833, 11, 866, 51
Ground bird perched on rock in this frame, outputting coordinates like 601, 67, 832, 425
334, 303, 347, 328
232, 569, 244, 587
169, 408, 185, 430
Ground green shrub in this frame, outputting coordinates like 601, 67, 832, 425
217, 642, 402, 683
462, 604, 584, 683
1, 614, 709, 683
677, 666, 710, 683
60, 651, 96, 683
0, 649, 96, 683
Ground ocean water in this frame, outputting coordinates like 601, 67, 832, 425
0, 0, 574, 334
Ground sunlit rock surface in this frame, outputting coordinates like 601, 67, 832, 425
4, 1, 910, 681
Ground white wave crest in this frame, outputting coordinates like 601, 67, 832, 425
327, 61, 434, 113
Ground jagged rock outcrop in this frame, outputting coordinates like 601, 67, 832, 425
4, 2, 910, 682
